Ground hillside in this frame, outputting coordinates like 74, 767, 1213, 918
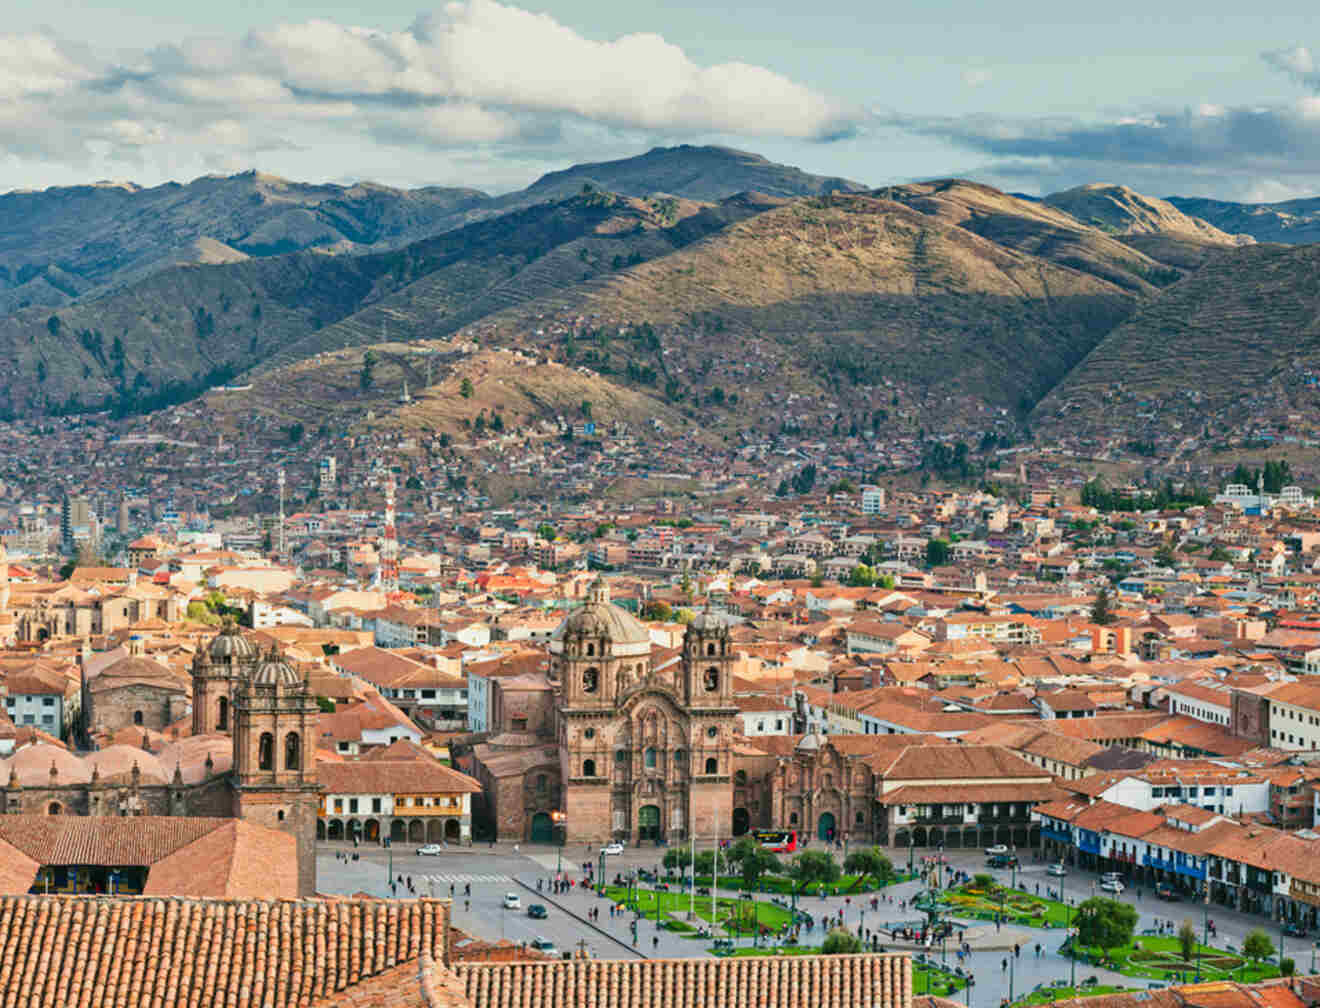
1034, 242, 1320, 426
1166, 194, 1320, 246
879, 179, 1174, 293
0, 172, 488, 314
1042, 184, 1253, 245
503, 145, 867, 205
0, 189, 769, 416
467, 191, 1143, 417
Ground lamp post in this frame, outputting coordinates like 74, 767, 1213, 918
385, 836, 393, 895
1198, 879, 1209, 982
908, 833, 914, 877
551, 811, 566, 876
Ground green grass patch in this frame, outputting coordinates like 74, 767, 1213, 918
1067, 935, 1281, 983
604, 885, 794, 937
912, 963, 967, 997
685, 871, 914, 897
946, 883, 1072, 928
1012, 985, 1136, 1006
717, 945, 824, 957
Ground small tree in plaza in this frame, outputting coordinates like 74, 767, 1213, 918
788, 850, 841, 897
1076, 897, 1137, 963
844, 847, 895, 889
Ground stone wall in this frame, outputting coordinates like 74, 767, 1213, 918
88, 683, 186, 737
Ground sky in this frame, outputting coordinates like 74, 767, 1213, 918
5, 0, 1320, 200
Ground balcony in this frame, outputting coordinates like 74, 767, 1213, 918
909, 813, 967, 826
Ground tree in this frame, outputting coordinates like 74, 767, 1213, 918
459, 377, 474, 399
1075, 897, 1137, 963
843, 847, 894, 889
640, 600, 673, 622
580, 399, 593, 419
1209, 546, 1231, 562
1178, 920, 1197, 965
1091, 585, 1116, 626
536, 522, 556, 541
46, 315, 61, 338
925, 539, 951, 567
787, 850, 840, 897
822, 927, 863, 955
1242, 929, 1275, 968
847, 564, 876, 587
662, 847, 692, 875
359, 350, 377, 390
729, 840, 780, 891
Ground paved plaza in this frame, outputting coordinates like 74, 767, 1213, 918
316, 842, 1317, 1006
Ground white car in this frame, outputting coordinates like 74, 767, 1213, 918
985, 844, 1009, 856
603, 842, 625, 855
1099, 879, 1124, 894
1047, 863, 1068, 877
502, 893, 522, 909
416, 843, 444, 856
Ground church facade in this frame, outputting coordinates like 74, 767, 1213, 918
471, 581, 739, 846
0, 620, 319, 896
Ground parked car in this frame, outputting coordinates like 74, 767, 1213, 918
985, 844, 1009, 856
531, 937, 558, 956
603, 842, 625, 855
1155, 884, 1180, 901
1099, 879, 1124, 894
987, 854, 1019, 868
416, 844, 444, 856
1100, 872, 1122, 883
502, 893, 521, 909
1047, 863, 1067, 877
527, 904, 548, 919
1281, 922, 1308, 938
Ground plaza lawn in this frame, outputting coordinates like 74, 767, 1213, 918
1067, 936, 1281, 983
687, 871, 916, 898
604, 885, 794, 938
1012, 986, 1136, 1006
721, 945, 824, 957
945, 883, 1073, 928
912, 963, 967, 998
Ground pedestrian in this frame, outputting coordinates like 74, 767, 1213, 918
1002, 958, 1007, 973
1014, 943, 1021, 959
652, 936, 659, 951
1035, 943, 1041, 959
464, 899, 469, 912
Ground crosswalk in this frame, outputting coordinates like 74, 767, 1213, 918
423, 873, 512, 886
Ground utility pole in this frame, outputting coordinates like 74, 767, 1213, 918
712, 805, 719, 935
277, 469, 286, 559
689, 823, 695, 920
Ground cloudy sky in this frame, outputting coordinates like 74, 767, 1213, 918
6, 0, 1320, 200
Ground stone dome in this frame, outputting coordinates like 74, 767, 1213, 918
208, 618, 258, 662
1, 742, 91, 786
252, 650, 302, 687
84, 746, 169, 787
550, 579, 652, 658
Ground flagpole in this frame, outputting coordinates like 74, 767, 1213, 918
690, 813, 696, 920
712, 804, 719, 930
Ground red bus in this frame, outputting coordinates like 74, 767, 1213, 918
753, 829, 798, 853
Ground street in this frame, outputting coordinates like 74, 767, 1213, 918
315, 841, 1319, 1006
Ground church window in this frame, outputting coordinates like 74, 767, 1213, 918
583, 759, 596, 777
47, 802, 61, 815
856, 810, 865, 825
258, 733, 274, 771
285, 732, 301, 771
790, 812, 799, 825
217, 696, 228, 731
705, 757, 718, 774
586, 643, 596, 657
645, 747, 657, 769
582, 668, 599, 693
674, 748, 686, 763
584, 727, 595, 740
132, 710, 143, 726
703, 668, 719, 692
735, 770, 747, 786
706, 643, 716, 657
278, 810, 285, 822
706, 726, 718, 739
536, 774, 547, 791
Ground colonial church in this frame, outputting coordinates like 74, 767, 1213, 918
0, 620, 319, 895
470, 580, 739, 846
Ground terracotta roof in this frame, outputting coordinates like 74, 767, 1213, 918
880, 744, 1051, 781
454, 953, 911, 1008
0, 894, 449, 1007
320, 760, 481, 795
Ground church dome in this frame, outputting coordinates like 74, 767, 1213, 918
550, 579, 652, 658
252, 651, 302, 687
208, 619, 258, 662
688, 607, 728, 634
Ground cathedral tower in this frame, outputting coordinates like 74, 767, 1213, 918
232, 646, 320, 896
191, 618, 258, 735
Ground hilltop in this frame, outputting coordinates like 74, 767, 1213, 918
1166, 194, 1320, 246
1042, 184, 1253, 245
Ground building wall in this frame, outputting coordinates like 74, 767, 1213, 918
88, 683, 188, 737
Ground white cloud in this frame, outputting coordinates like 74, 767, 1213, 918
0, 2, 860, 190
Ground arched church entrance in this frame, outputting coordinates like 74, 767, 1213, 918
638, 805, 661, 844
530, 812, 553, 844
732, 808, 750, 836
817, 811, 836, 843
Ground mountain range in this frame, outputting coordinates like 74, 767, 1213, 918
4, 145, 1320, 443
